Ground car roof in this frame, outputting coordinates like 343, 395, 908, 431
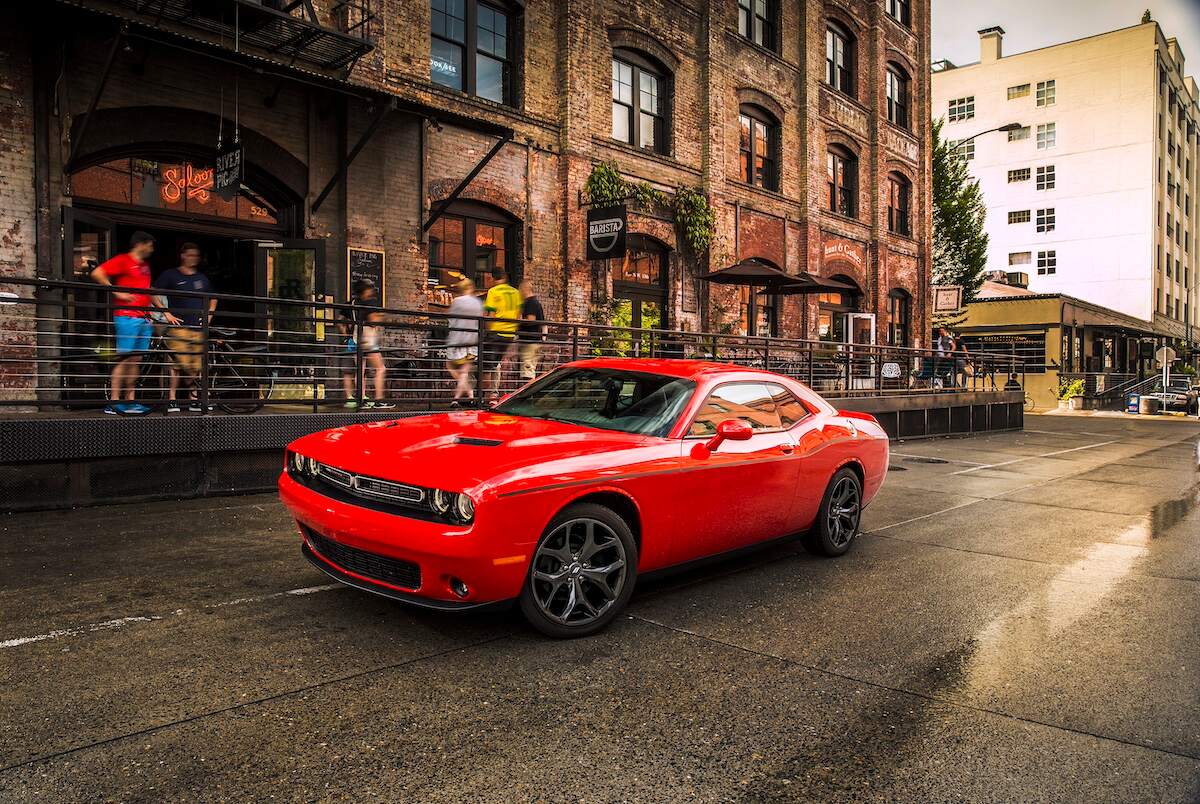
566, 357, 773, 380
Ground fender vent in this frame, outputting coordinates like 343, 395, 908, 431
455, 436, 504, 446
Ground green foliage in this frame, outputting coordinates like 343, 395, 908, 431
583, 162, 716, 259
1057, 378, 1085, 400
932, 118, 988, 308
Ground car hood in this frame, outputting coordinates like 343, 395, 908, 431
290, 411, 662, 493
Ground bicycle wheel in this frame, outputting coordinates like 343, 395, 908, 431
209, 351, 268, 414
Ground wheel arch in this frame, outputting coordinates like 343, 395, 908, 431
559, 487, 643, 551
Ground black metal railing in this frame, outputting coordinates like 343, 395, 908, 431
0, 277, 1028, 415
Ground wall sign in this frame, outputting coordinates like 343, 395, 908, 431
822, 238, 866, 269
347, 247, 385, 305
214, 143, 244, 201
587, 205, 627, 261
932, 285, 963, 313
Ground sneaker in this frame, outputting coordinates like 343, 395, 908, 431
125, 403, 151, 415
344, 401, 359, 409
188, 402, 214, 412
373, 401, 395, 410
167, 402, 182, 413
103, 405, 119, 415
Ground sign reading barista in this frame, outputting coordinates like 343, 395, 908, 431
587, 205, 627, 261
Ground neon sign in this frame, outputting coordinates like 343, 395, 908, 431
161, 164, 215, 205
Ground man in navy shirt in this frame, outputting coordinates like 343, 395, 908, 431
152, 243, 217, 412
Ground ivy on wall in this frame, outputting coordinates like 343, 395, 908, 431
582, 161, 716, 258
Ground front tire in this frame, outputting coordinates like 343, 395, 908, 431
802, 467, 863, 557
519, 503, 638, 638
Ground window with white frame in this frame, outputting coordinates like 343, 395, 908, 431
1036, 207, 1055, 232
1008, 125, 1030, 141
1009, 251, 1031, 265
1008, 210, 1030, 224
1036, 164, 1055, 190
1008, 167, 1030, 182
1036, 79, 1056, 107
951, 138, 975, 161
1037, 249, 1056, 274
1036, 122, 1056, 149
1007, 83, 1029, 100
947, 96, 974, 122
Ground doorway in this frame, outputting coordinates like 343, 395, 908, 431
611, 236, 669, 357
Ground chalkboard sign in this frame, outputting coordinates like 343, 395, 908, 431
213, 143, 243, 201
347, 247, 385, 305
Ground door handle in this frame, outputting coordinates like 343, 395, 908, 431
779, 444, 795, 454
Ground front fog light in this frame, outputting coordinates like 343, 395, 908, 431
431, 488, 452, 515
454, 493, 475, 522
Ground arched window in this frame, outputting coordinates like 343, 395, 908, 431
825, 21, 855, 97
612, 49, 669, 154
886, 64, 910, 129
887, 172, 911, 235
737, 0, 779, 53
826, 145, 857, 217
817, 275, 861, 343
739, 105, 780, 191
430, 0, 517, 105
427, 200, 518, 295
888, 288, 911, 346
885, 0, 911, 27
613, 235, 668, 332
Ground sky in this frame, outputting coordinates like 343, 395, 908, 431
932, 0, 1200, 74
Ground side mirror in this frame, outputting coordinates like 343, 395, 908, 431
704, 419, 753, 453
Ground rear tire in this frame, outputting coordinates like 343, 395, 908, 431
802, 467, 863, 557
519, 503, 638, 638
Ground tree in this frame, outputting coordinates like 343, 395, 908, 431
931, 117, 988, 319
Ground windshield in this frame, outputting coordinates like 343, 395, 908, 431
496, 367, 696, 437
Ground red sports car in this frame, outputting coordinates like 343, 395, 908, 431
279, 359, 888, 637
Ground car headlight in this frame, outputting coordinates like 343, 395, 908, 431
431, 488, 452, 515
454, 493, 475, 523
429, 488, 474, 523
289, 450, 307, 474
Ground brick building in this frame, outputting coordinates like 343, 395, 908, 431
1, 0, 930, 348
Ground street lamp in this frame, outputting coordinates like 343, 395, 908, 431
957, 122, 1024, 145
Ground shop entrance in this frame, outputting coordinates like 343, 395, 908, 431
610, 236, 669, 357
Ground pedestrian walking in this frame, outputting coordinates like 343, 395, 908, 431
152, 243, 217, 412
517, 279, 546, 381
934, 326, 954, 388
340, 279, 393, 409
953, 336, 971, 389
482, 267, 522, 402
445, 278, 484, 406
91, 231, 156, 415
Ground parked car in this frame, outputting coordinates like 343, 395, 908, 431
278, 359, 890, 637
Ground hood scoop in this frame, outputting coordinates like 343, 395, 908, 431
454, 436, 504, 447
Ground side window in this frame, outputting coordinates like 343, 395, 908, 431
689, 383, 782, 436
765, 383, 810, 427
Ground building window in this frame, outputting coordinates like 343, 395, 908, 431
888, 289, 911, 346
1009, 252, 1031, 265
739, 285, 777, 336
825, 22, 855, 97
1037, 249, 1056, 275
947, 96, 974, 122
1007, 125, 1031, 141
1008, 210, 1030, 224
1008, 167, 1031, 182
1036, 79, 1056, 107
1036, 207, 1055, 232
738, 0, 778, 52
1036, 122, 1056, 149
1176, 297, 1181, 319
739, 105, 779, 191
885, 0, 911, 27
1007, 83, 1030, 99
611, 50, 668, 154
827, 145, 858, 217
1036, 164, 1055, 190
431, 0, 514, 105
951, 138, 975, 161
887, 173, 911, 235
427, 203, 515, 290
885, 64, 910, 129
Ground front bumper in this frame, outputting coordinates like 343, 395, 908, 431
279, 473, 531, 605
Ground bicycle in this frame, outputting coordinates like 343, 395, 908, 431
112, 326, 274, 414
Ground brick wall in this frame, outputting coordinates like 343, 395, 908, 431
0, 25, 35, 399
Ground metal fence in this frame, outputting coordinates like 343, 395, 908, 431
0, 277, 1027, 415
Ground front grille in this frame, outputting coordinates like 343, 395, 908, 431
305, 527, 421, 590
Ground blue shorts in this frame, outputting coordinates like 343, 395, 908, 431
114, 316, 153, 355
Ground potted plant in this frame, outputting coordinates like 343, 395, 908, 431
1057, 378, 1085, 410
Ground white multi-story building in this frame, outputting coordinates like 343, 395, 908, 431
932, 20, 1200, 344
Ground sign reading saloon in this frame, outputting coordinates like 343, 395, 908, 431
586, 205, 627, 261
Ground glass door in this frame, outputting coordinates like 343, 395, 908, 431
63, 207, 118, 404
611, 290, 664, 357
846, 312, 877, 390
252, 239, 326, 400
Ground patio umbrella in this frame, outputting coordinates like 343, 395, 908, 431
699, 259, 807, 290
759, 271, 858, 295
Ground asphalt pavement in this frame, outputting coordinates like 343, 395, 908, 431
1, 414, 1199, 803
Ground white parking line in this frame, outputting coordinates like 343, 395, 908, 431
0, 584, 341, 650
890, 452, 987, 466
949, 440, 1120, 476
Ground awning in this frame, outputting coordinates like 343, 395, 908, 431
760, 272, 858, 295
699, 259, 805, 290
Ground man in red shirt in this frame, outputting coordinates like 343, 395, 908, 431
90, 231, 157, 415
